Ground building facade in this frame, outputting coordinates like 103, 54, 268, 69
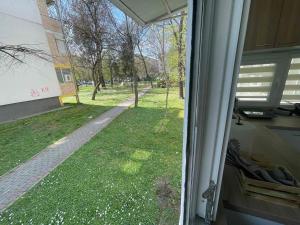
37, 0, 77, 98
0, 0, 76, 123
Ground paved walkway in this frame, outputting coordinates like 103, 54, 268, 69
0, 88, 149, 212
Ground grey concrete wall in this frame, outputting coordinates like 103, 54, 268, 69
0, 97, 61, 123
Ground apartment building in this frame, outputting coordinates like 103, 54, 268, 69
0, 0, 76, 123
37, 0, 77, 99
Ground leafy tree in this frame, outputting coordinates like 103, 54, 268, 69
113, 14, 146, 107
68, 0, 112, 100
169, 11, 186, 99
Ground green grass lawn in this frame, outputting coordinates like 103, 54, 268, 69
0, 88, 184, 225
0, 86, 132, 176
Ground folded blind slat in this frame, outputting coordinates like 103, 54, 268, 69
237, 96, 268, 99
236, 97, 267, 101
281, 58, 300, 104
282, 95, 300, 100
239, 66, 275, 74
238, 76, 273, 83
237, 86, 271, 92
284, 85, 300, 91
286, 74, 300, 81
289, 63, 300, 70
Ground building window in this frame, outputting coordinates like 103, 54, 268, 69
55, 68, 72, 83
236, 63, 276, 102
56, 39, 67, 55
62, 69, 72, 82
47, 1, 59, 20
281, 58, 300, 105
55, 68, 64, 83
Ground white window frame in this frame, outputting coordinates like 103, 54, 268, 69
180, 0, 250, 224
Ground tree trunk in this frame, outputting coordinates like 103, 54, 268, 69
91, 67, 98, 92
171, 11, 185, 99
98, 57, 106, 89
91, 81, 101, 100
109, 64, 113, 87
134, 72, 138, 107
178, 54, 184, 99
100, 75, 106, 88
125, 15, 138, 106
165, 77, 170, 115
97, 79, 100, 91
137, 44, 152, 88
162, 23, 169, 116
179, 80, 184, 99
178, 13, 184, 99
130, 76, 134, 93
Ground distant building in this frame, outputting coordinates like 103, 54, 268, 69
0, 0, 76, 123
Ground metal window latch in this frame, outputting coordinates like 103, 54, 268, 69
202, 180, 217, 225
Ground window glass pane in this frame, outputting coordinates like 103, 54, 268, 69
55, 68, 64, 83
61, 69, 72, 82
56, 39, 67, 55
61, 69, 71, 75
281, 58, 300, 104
236, 63, 276, 102
47, 2, 59, 20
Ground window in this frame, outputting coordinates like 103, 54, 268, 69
47, 1, 59, 20
55, 68, 64, 83
56, 39, 67, 55
236, 63, 276, 102
55, 68, 72, 83
62, 69, 72, 82
281, 58, 300, 104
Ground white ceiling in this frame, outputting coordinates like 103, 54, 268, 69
109, 0, 187, 25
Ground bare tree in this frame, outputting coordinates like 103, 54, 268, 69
0, 44, 51, 63
55, 0, 80, 103
170, 11, 186, 99
105, 50, 118, 87
149, 23, 170, 115
112, 14, 141, 107
125, 15, 139, 107
136, 29, 154, 88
